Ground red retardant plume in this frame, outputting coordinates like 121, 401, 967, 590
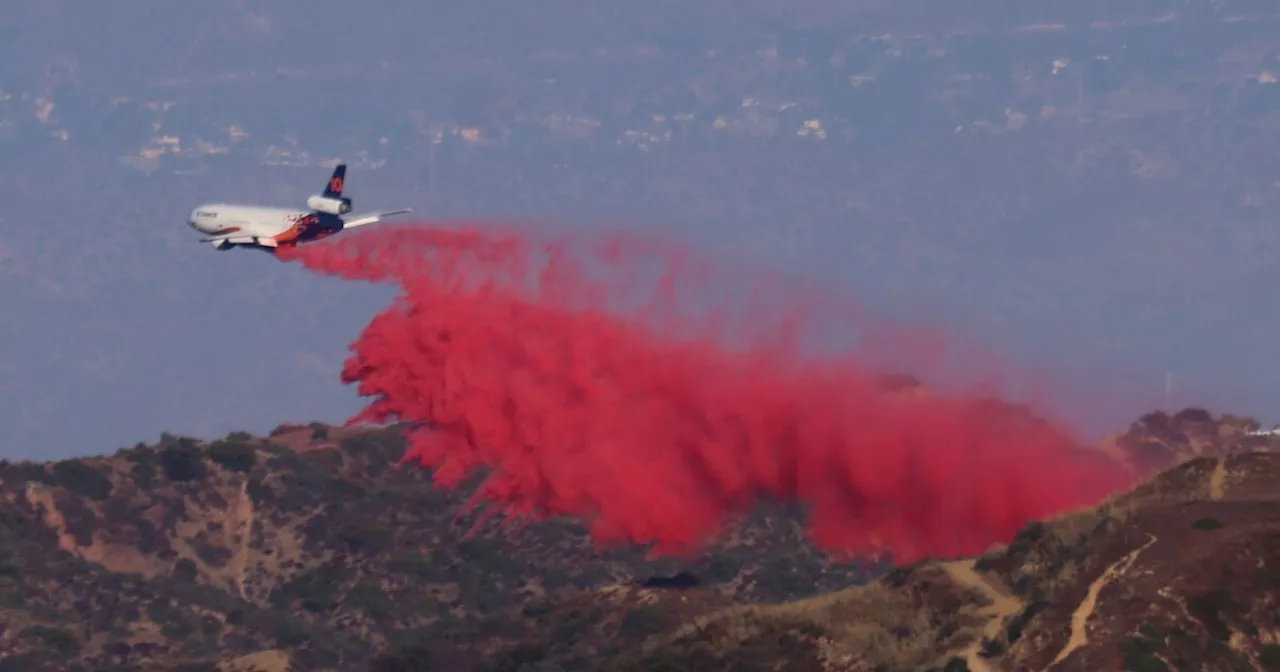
277, 223, 1134, 563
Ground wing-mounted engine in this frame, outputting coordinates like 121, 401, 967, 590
306, 195, 353, 216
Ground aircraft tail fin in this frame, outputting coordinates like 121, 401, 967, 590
323, 163, 347, 198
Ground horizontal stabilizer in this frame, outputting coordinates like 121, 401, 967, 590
341, 208, 413, 229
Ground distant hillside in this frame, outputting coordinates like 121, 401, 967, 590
0, 406, 1274, 670
0, 423, 881, 671
1094, 407, 1273, 475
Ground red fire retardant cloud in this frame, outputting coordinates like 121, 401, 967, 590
278, 223, 1133, 563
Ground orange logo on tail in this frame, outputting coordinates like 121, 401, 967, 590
329, 176, 344, 193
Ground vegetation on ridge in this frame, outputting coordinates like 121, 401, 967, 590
0, 408, 1273, 670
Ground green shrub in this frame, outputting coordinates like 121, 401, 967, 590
371, 645, 435, 672
271, 563, 351, 612
158, 432, 187, 448
0, 653, 42, 672
1259, 644, 1280, 670
1006, 600, 1046, 644
160, 617, 195, 640
61, 496, 97, 545
753, 565, 810, 597
194, 542, 232, 568
388, 552, 436, 579
979, 637, 1004, 657
542, 566, 571, 590
339, 432, 405, 464
457, 574, 508, 613
458, 537, 501, 563
347, 581, 393, 620
458, 537, 522, 575
134, 518, 163, 554
383, 627, 437, 653
200, 614, 223, 638
339, 524, 394, 554
521, 601, 553, 619
1187, 589, 1235, 641
486, 643, 547, 670
172, 558, 198, 582
18, 625, 81, 656
160, 444, 207, 482
147, 598, 181, 625
131, 460, 156, 488
1120, 636, 1171, 672
619, 605, 667, 639
269, 619, 308, 648
207, 441, 257, 473
3, 462, 55, 486
52, 460, 113, 500
706, 552, 741, 583
124, 443, 153, 461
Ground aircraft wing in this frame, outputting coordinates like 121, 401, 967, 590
199, 233, 278, 248
341, 208, 413, 229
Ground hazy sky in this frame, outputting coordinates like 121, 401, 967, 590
3, 2, 1280, 459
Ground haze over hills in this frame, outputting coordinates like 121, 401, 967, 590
0, 406, 1275, 670
5, 4, 1280, 671
5, 4, 1280, 457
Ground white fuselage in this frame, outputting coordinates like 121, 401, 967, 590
187, 204, 309, 239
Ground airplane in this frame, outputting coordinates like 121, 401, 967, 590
186, 162, 412, 252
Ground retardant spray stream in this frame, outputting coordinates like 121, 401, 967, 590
278, 222, 1133, 563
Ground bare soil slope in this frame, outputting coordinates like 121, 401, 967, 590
1, 408, 1275, 670
0, 423, 880, 670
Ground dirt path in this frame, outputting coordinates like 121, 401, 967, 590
940, 559, 1023, 672
231, 480, 254, 599
1209, 457, 1227, 500
217, 649, 292, 672
1048, 533, 1158, 668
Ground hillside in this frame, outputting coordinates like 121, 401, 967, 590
0, 407, 1275, 671
0, 423, 881, 671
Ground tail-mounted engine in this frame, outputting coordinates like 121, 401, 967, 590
306, 195, 353, 216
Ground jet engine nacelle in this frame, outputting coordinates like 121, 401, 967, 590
306, 195, 353, 216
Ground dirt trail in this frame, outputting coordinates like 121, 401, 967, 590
1048, 533, 1158, 668
940, 559, 1023, 672
217, 649, 292, 672
230, 480, 254, 599
1209, 457, 1227, 500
